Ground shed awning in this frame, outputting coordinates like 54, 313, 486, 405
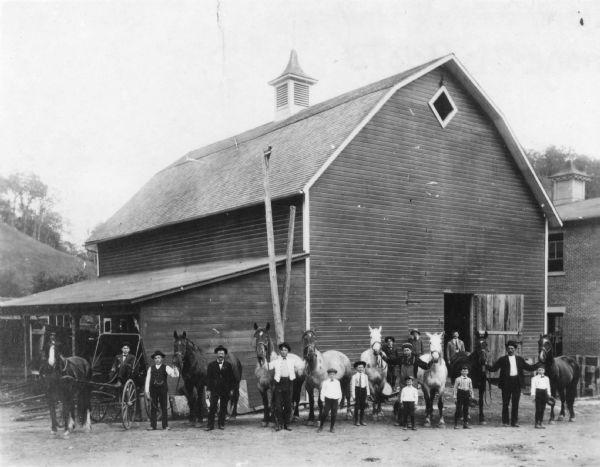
0, 254, 307, 314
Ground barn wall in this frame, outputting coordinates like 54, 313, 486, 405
98, 197, 303, 276
309, 65, 546, 360
139, 261, 306, 409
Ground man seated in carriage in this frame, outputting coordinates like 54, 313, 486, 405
109, 342, 136, 387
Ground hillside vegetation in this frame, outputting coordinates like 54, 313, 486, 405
0, 222, 94, 298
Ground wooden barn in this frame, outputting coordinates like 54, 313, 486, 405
1, 52, 560, 403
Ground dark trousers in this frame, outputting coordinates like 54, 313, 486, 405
454, 389, 470, 426
150, 387, 168, 429
534, 389, 548, 425
208, 392, 230, 429
402, 401, 415, 427
386, 366, 396, 388
354, 387, 367, 423
501, 376, 521, 426
320, 397, 339, 429
273, 377, 292, 427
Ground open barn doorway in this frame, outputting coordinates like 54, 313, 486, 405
444, 293, 473, 355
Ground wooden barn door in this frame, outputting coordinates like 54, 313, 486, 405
473, 294, 524, 373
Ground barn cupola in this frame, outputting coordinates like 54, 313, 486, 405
268, 50, 317, 121
548, 160, 591, 205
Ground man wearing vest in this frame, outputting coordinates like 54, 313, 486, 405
486, 340, 538, 427
206, 345, 236, 431
269, 342, 295, 431
145, 350, 179, 430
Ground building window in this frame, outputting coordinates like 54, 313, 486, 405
548, 232, 564, 272
428, 86, 457, 128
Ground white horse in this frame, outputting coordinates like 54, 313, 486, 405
417, 332, 448, 427
360, 326, 392, 419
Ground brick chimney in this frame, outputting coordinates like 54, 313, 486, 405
548, 160, 592, 205
268, 50, 317, 121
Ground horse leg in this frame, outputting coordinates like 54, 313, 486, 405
80, 387, 92, 432
260, 389, 270, 427
307, 386, 316, 422
318, 394, 324, 424
422, 389, 431, 427
229, 383, 239, 421
437, 391, 445, 426
48, 392, 58, 434
478, 387, 486, 424
558, 388, 566, 421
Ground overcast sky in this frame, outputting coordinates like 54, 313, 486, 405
1, 0, 599, 246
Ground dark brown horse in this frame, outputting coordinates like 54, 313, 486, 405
252, 323, 305, 426
538, 334, 580, 422
40, 332, 92, 437
301, 330, 352, 422
173, 331, 243, 426
448, 330, 490, 424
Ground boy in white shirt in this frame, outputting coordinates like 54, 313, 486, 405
399, 375, 419, 430
350, 360, 370, 427
453, 365, 474, 429
317, 368, 342, 433
531, 366, 552, 429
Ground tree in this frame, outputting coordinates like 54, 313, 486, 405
526, 146, 600, 199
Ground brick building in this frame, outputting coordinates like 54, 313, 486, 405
547, 161, 600, 356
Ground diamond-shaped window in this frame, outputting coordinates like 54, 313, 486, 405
429, 86, 457, 128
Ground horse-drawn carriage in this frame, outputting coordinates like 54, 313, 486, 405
88, 333, 148, 429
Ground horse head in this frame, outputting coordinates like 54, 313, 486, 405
368, 325, 383, 354
473, 330, 490, 366
173, 330, 189, 369
253, 323, 273, 367
301, 330, 318, 362
426, 331, 444, 363
538, 334, 553, 364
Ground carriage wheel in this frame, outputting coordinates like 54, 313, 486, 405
121, 379, 137, 430
90, 393, 108, 422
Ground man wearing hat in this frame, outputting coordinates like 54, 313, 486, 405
269, 342, 296, 431
382, 336, 400, 389
206, 345, 236, 431
350, 361, 370, 426
144, 350, 179, 430
408, 329, 424, 357
445, 331, 466, 364
109, 342, 136, 387
487, 340, 537, 427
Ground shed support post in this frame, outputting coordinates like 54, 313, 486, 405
23, 316, 29, 379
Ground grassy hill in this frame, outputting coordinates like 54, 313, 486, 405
0, 222, 95, 298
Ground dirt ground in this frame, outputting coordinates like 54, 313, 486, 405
1, 388, 599, 467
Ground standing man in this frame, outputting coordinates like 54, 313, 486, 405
206, 345, 236, 431
486, 340, 537, 427
445, 331, 465, 364
269, 342, 296, 431
109, 342, 136, 387
145, 350, 179, 430
394, 343, 431, 426
407, 329, 424, 357
382, 336, 399, 389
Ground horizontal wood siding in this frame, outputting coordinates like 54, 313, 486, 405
98, 197, 303, 276
139, 262, 305, 409
309, 66, 546, 360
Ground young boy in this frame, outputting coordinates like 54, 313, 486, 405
399, 375, 418, 430
350, 360, 370, 426
453, 365, 474, 429
317, 368, 342, 433
531, 366, 552, 429
145, 350, 179, 430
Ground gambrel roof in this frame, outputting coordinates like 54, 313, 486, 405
87, 54, 560, 244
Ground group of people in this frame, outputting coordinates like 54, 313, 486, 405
108, 332, 555, 432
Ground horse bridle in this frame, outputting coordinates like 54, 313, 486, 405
254, 330, 272, 367
302, 331, 318, 361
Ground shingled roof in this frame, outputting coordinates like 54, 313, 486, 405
87, 54, 560, 244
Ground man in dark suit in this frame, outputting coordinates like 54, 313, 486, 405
382, 336, 400, 389
487, 340, 538, 427
206, 345, 236, 431
445, 331, 466, 364
109, 342, 136, 386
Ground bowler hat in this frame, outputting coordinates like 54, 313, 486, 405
151, 350, 166, 359
327, 368, 338, 374
214, 345, 228, 354
401, 343, 414, 350
384, 336, 395, 343
506, 340, 518, 348
278, 342, 291, 351
354, 360, 367, 368
409, 328, 420, 335
405, 375, 413, 381
121, 342, 131, 348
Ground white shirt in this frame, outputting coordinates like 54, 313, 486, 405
508, 355, 518, 376
400, 385, 419, 403
269, 357, 296, 382
144, 364, 179, 394
531, 375, 552, 397
350, 372, 370, 399
320, 378, 342, 402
